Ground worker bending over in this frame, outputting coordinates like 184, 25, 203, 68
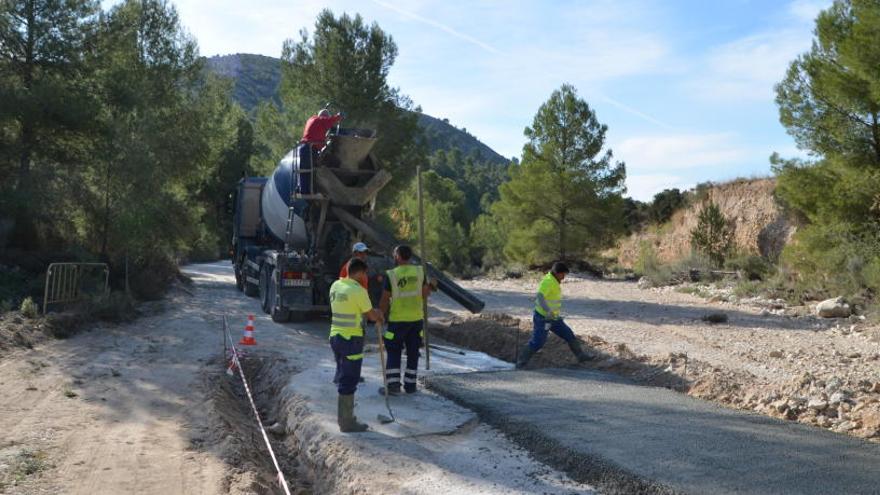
329, 259, 383, 432
516, 262, 593, 369
296, 109, 343, 196
301, 108, 342, 148
380, 245, 436, 395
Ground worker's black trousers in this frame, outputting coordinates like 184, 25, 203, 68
330, 335, 364, 395
383, 321, 423, 392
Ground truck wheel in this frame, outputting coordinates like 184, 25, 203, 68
268, 278, 289, 322
259, 265, 271, 314
244, 276, 259, 297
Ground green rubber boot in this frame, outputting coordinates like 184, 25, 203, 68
338, 394, 368, 433
516, 344, 536, 369
567, 339, 594, 363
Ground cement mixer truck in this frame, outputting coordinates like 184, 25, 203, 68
231, 126, 484, 322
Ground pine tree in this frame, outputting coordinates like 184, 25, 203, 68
278, 9, 423, 193
495, 84, 626, 264
0, 0, 100, 248
774, 0, 880, 293
690, 202, 733, 267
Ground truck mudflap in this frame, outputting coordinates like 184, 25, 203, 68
330, 207, 485, 314
279, 286, 312, 309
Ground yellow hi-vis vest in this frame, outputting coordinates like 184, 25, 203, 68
387, 264, 425, 322
329, 278, 371, 340
535, 272, 562, 317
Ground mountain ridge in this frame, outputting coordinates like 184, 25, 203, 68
205, 53, 509, 165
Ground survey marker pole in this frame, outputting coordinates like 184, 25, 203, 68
417, 165, 430, 370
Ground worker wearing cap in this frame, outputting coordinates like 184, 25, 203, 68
329, 258, 383, 432
301, 109, 343, 148
516, 262, 593, 369
296, 109, 343, 197
339, 242, 370, 289
379, 245, 437, 395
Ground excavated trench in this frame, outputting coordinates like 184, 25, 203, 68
205, 353, 313, 495
207, 348, 386, 495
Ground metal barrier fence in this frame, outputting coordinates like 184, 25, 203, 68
43, 263, 110, 314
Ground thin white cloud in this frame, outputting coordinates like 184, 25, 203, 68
685, 0, 832, 104
616, 133, 749, 171
370, 0, 501, 54
688, 29, 813, 102
597, 93, 674, 130
788, 0, 830, 23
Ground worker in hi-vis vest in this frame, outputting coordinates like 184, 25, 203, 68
516, 262, 593, 369
379, 245, 437, 395
329, 258, 384, 432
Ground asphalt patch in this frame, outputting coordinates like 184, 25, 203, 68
428, 368, 880, 495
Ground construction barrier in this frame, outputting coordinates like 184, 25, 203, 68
43, 262, 110, 315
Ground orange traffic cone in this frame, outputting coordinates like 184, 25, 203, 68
239, 314, 257, 346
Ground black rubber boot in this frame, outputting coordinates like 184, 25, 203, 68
338, 394, 368, 433
567, 339, 594, 363
378, 385, 402, 396
516, 345, 536, 369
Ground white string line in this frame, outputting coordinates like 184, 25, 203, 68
224, 315, 292, 495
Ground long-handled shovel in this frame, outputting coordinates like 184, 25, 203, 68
375, 321, 396, 424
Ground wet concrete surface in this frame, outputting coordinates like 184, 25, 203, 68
429, 368, 880, 495
289, 360, 477, 438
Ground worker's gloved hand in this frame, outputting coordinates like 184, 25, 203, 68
551, 311, 561, 320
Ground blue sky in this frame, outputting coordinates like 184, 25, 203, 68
104, 0, 830, 200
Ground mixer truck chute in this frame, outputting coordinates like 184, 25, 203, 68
231, 127, 484, 322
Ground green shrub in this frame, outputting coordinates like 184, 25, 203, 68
634, 243, 675, 286
672, 252, 715, 280
129, 255, 179, 301
725, 254, 775, 281
647, 188, 686, 224
84, 292, 137, 323
780, 223, 880, 299
734, 280, 763, 298
690, 202, 733, 267
20, 297, 38, 318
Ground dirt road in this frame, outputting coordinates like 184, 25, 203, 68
0, 294, 231, 493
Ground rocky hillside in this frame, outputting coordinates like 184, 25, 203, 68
205, 53, 281, 111
616, 178, 797, 267
205, 53, 508, 164
417, 113, 508, 165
